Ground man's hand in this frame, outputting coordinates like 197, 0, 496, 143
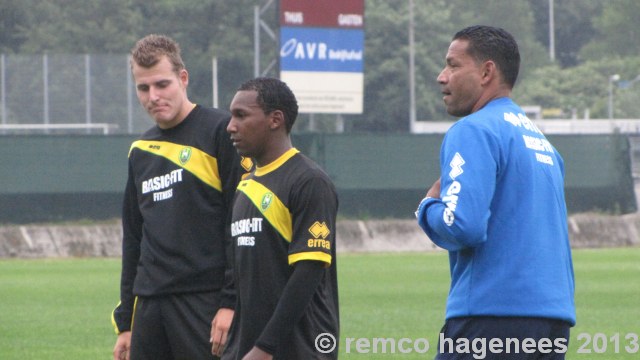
426, 178, 441, 199
113, 331, 132, 360
242, 346, 273, 360
211, 308, 234, 356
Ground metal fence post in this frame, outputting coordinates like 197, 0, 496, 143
127, 55, 133, 134
1, 54, 5, 133
43, 53, 49, 133
85, 54, 92, 133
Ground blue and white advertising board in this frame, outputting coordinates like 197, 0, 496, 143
280, 0, 364, 114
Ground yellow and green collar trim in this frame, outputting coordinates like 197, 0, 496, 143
255, 148, 299, 177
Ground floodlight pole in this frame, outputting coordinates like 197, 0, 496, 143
254, 0, 277, 78
549, 0, 555, 61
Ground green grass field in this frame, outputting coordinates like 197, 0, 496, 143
0, 248, 638, 359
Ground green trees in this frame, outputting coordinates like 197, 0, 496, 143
14, 0, 143, 53
356, 0, 550, 130
0, 0, 638, 130
517, 1, 640, 119
580, 0, 640, 61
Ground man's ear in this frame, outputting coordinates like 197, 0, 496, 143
480, 60, 496, 86
269, 110, 285, 131
179, 69, 189, 87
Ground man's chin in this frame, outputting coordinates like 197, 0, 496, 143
446, 106, 471, 118
235, 148, 249, 157
149, 109, 171, 122
153, 117, 180, 129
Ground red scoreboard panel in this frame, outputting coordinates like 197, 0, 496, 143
280, 0, 364, 28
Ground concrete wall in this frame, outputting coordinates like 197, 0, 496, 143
1, 213, 638, 258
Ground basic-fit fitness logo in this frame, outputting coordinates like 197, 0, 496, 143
308, 221, 331, 249
178, 147, 192, 165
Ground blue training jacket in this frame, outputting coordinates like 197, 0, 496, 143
416, 97, 576, 325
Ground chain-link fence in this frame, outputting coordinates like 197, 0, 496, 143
0, 54, 154, 135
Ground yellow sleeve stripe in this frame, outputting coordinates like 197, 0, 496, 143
130, 296, 138, 333
130, 140, 222, 191
237, 179, 292, 242
111, 297, 137, 335
289, 251, 332, 266
111, 301, 121, 335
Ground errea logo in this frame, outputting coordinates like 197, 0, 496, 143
308, 221, 331, 250
179, 147, 192, 165
240, 157, 253, 172
309, 221, 330, 238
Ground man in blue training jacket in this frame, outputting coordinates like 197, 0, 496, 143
415, 25, 575, 359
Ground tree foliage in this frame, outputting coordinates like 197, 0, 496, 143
355, 0, 548, 130
0, 0, 638, 131
0, 0, 29, 53
579, 0, 640, 60
527, 0, 603, 68
16, 0, 143, 53
515, 57, 640, 119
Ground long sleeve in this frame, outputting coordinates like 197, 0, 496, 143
254, 260, 325, 354
417, 120, 499, 251
216, 117, 248, 309
111, 162, 143, 334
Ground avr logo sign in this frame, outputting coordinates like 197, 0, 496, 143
279, 0, 364, 114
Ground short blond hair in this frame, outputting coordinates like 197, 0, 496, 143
130, 34, 185, 74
